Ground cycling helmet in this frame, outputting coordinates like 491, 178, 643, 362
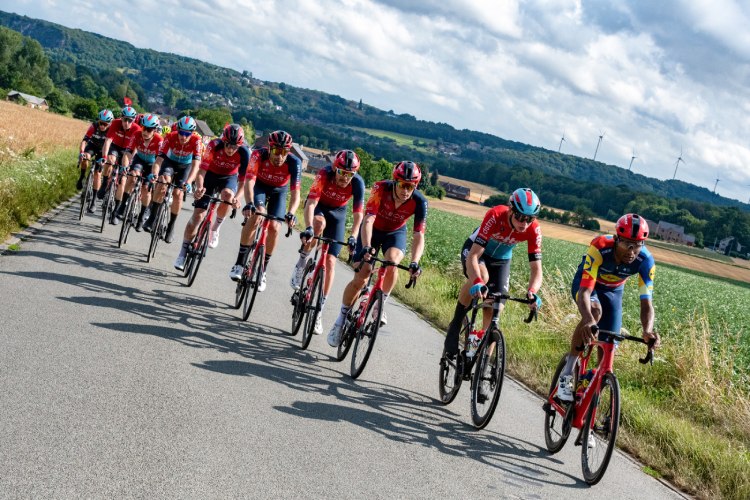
509, 188, 541, 217
616, 213, 649, 241
140, 113, 160, 129
221, 124, 245, 146
392, 161, 422, 184
121, 106, 137, 119
176, 116, 197, 132
98, 109, 114, 123
268, 130, 293, 149
333, 150, 360, 172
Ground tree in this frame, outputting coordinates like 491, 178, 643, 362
193, 107, 233, 136
430, 168, 439, 186
0, 27, 54, 96
71, 98, 98, 120
45, 89, 71, 114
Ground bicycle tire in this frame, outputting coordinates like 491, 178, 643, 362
543, 355, 575, 453
470, 328, 506, 429
438, 316, 470, 405
300, 269, 324, 350
146, 203, 164, 263
78, 171, 93, 221
117, 192, 135, 247
581, 372, 620, 485
350, 290, 383, 379
99, 183, 113, 233
234, 277, 248, 310
186, 223, 210, 287
290, 260, 314, 336
335, 314, 356, 361
242, 246, 264, 321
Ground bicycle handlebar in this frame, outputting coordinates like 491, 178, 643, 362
470, 293, 538, 323
589, 325, 655, 365
354, 255, 418, 289
190, 196, 237, 218
241, 212, 292, 237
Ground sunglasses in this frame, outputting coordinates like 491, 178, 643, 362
270, 146, 290, 156
122, 117, 134, 123
98, 121, 110, 127
618, 237, 644, 251
512, 211, 536, 224
178, 130, 192, 137
336, 168, 354, 178
143, 127, 157, 132
396, 181, 417, 190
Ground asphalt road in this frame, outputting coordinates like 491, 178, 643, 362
0, 200, 685, 499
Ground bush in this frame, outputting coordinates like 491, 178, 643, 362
424, 184, 446, 199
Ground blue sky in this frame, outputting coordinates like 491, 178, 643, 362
7, 0, 750, 203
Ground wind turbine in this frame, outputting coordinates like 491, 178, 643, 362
558, 131, 566, 153
672, 147, 684, 180
628, 149, 637, 171
713, 175, 720, 194
593, 130, 605, 161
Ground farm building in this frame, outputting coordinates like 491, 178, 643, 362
438, 180, 471, 200
6, 91, 48, 111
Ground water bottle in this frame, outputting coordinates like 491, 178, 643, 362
576, 369, 594, 395
466, 329, 485, 358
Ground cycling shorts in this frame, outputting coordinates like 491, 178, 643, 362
461, 238, 510, 304
128, 155, 153, 173
158, 157, 192, 186
193, 171, 238, 210
106, 143, 129, 162
571, 266, 625, 337
353, 226, 407, 263
253, 180, 288, 219
314, 203, 347, 257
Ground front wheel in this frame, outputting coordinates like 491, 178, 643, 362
242, 246, 264, 321
290, 260, 314, 336
470, 329, 506, 429
543, 355, 575, 453
186, 223, 209, 287
581, 372, 621, 485
146, 204, 165, 263
438, 316, 469, 405
117, 193, 136, 248
300, 270, 324, 350
99, 183, 114, 233
78, 170, 93, 221
350, 290, 382, 379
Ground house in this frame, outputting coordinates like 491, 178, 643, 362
7, 90, 49, 111
193, 119, 215, 139
655, 221, 686, 243
438, 181, 471, 200
718, 236, 741, 255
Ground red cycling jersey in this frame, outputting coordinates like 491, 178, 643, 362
158, 131, 203, 165
200, 139, 250, 177
365, 180, 427, 233
106, 118, 142, 150
128, 132, 163, 163
241, 148, 301, 191
470, 204, 542, 261
307, 167, 365, 212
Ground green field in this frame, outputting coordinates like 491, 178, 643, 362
349, 127, 436, 153
647, 238, 736, 264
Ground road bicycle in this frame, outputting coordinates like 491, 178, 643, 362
335, 255, 417, 379
77, 156, 96, 221
438, 292, 536, 429
237, 211, 292, 321
542, 325, 654, 485
182, 194, 236, 287
99, 161, 125, 233
290, 235, 351, 350
117, 171, 144, 248
145, 180, 181, 263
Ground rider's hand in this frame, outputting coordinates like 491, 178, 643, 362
190, 184, 202, 198
231, 197, 241, 209
243, 203, 256, 217
301, 225, 314, 242
643, 331, 661, 349
96, 157, 107, 165
285, 212, 297, 227
79, 152, 87, 160
469, 279, 487, 299
580, 322, 598, 345
527, 290, 542, 310
146, 173, 156, 183
347, 236, 357, 253
408, 261, 422, 278
358, 245, 374, 262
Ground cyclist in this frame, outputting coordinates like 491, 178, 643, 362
228, 130, 302, 292
555, 213, 660, 402
112, 114, 163, 227
290, 149, 365, 334
327, 161, 426, 347
79, 109, 113, 213
100, 106, 142, 222
173, 124, 248, 270
142, 116, 203, 243
443, 188, 543, 359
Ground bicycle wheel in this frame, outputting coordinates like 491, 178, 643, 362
242, 246, 264, 321
78, 171, 93, 221
290, 260, 314, 336
146, 204, 164, 263
99, 183, 113, 233
543, 355, 575, 453
581, 372, 621, 485
234, 275, 248, 310
335, 313, 356, 361
117, 193, 135, 247
300, 270, 324, 350
350, 290, 383, 379
438, 316, 470, 404
470, 328, 506, 429
187, 225, 210, 287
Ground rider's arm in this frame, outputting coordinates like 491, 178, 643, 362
360, 214, 376, 247
193, 168, 206, 192
640, 298, 655, 334
466, 243, 485, 282
151, 156, 163, 177
576, 287, 597, 326
185, 157, 201, 185
350, 211, 364, 241
243, 177, 256, 206
101, 137, 113, 160
79, 138, 88, 154
303, 196, 318, 228
287, 188, 300, 217
527, 259, 543, 295
410, 230, 425, 264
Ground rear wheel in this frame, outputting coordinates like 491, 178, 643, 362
335, 313, 356, 361
543, 355, 575, 453
146, 204, 165, 263
438, 316, 469, 404
99, 182, 114, 233
234, 276, 248, 310
470, 328, 506, 429
300, 270, 324, 350
117, 191, 136, 247
78, 170, 93, 221
290, 260, 314, 336
350, 290, 382, 379
186, 222, 210, 287
581, 372, 620, 485
242, 246, 264, 321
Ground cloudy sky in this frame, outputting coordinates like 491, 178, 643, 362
7, 0, 750, 202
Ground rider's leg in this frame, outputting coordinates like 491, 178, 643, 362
177, 207, 207, 259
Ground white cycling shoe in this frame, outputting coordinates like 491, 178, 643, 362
556, 375, 574, 402
327, 323, 343, 347
258, 272, 267, 292
229, 264, 243, 281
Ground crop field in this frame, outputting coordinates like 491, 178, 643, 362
349, 127, 435, 153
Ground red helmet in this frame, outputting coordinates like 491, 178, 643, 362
616, 213, 649, 241
392, 161, 422, 184
268, 130, 293, 149
221, 124, 245, 146
333, 150, 360, 172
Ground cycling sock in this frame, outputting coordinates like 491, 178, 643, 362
382, 293, 390, 306
264, 253, 272, 268
78, 169, 86, 180
445, 301, 470, 353
121, 192, 131, 206
169, 211, 178, 224
335, 305, 350, 326
138, 204, 148, 217
112, 199, 121, 213
99, 176, 109, 190
236, 245, 251, 266
295, 252, 308, 269
213, 217, 224, 232
561, 353, 577, 378
179, 240, 190, 257
320, 295, 327, 311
